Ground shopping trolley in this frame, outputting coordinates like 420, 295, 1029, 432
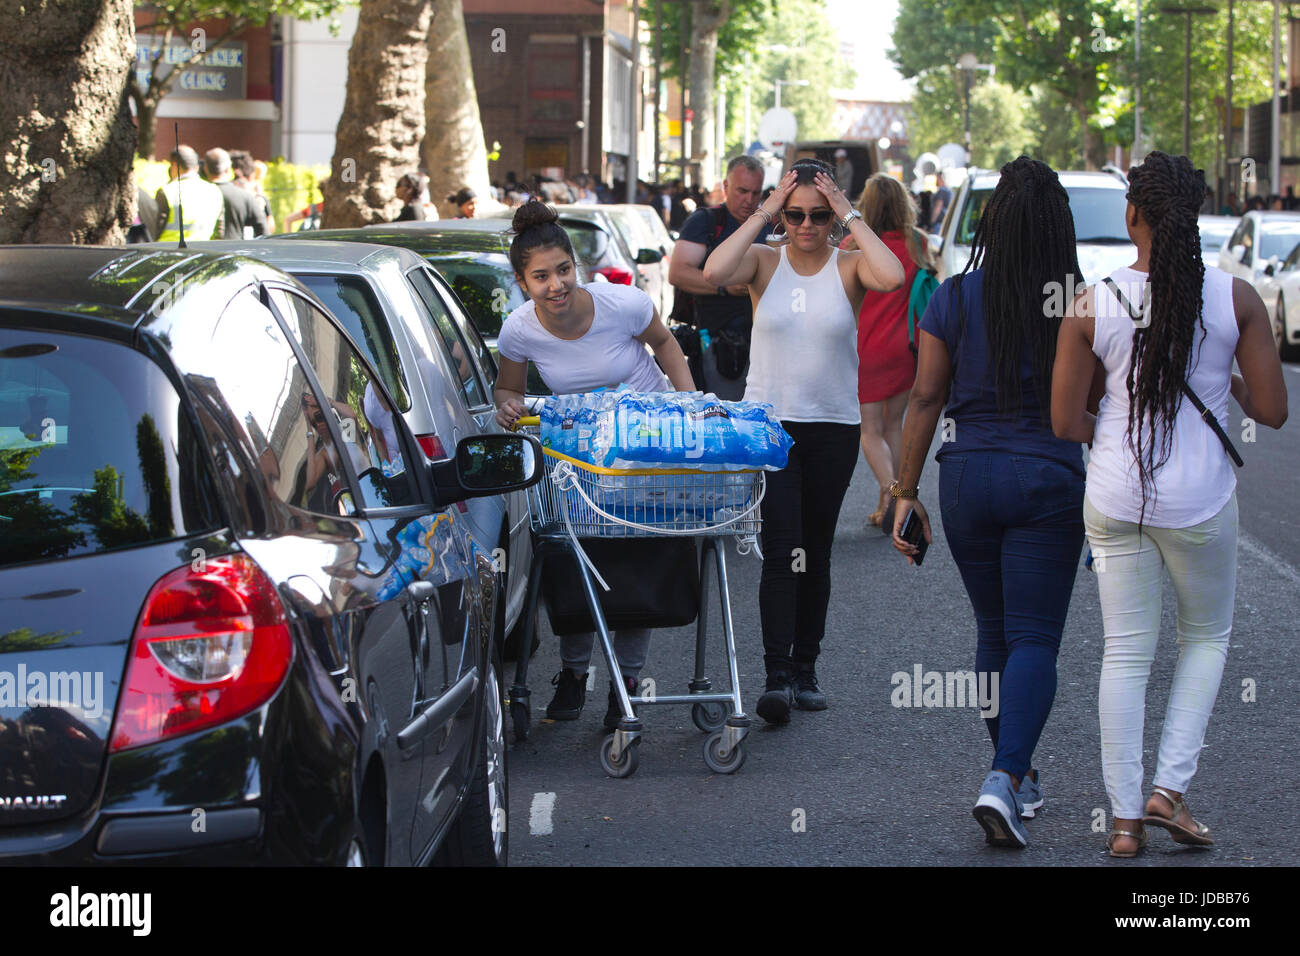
507, 416, 764, 777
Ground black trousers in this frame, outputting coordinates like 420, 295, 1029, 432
758, 420, 860, 672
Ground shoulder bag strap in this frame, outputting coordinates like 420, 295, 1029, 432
1100, 276, 1243, 467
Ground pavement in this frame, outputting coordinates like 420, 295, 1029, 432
506, 367, 1300, 866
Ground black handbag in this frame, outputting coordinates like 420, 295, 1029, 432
540, 537, 701, 635
711, 328, 750, 379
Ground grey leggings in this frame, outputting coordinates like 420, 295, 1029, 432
560, 628, 650, 680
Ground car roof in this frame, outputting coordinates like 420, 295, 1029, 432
280, 222, 516, 256
1245, 210, 1300, 221
0, 245, 285, 338
167, 238, 427, 272
964, 169, 1127, 190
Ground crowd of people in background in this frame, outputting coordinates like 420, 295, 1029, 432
130, 144, 275, 243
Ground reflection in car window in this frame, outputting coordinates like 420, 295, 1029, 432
291, 273, 412, 413
1258, 224, 1300, 262
425, 256, 525, 339
184, 288, 356, 517
0, 331, 220, 567
404, 268, 489, 409
272, 290, 416, 510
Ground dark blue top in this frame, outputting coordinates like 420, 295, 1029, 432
678, 205, 770, 330
918, 269, 1085, 475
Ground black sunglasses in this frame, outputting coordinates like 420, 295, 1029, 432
782, 209, 835, 226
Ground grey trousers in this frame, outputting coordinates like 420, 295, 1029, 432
560, 628, 651, 680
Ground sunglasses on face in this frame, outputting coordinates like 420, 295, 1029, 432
782, 209, 835, 226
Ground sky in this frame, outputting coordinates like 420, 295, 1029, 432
824, 0, 914, 102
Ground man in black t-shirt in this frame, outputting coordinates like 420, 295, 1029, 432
668, 155, 769, 398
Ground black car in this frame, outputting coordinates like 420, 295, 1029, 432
0, 246, 541, 865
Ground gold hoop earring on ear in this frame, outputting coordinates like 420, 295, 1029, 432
765, 220, 789, 245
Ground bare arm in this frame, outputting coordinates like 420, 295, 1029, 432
493, 357, 529, 428
1051, 288, 1102, 443
636, 311, 696, 390
1231, 277, 1289, 428
889, 328, 950, 563
669, 239, 746, 296
813, 171, 905, 292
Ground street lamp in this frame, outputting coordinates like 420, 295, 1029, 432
1159, 5, 1217, 157
774, 78, 809, 110
956, 52, 994, 170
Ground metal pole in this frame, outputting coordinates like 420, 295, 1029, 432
743, 52, 752, 148
653, 0, 661, 182
774, 81, 781, 110
581, 35, 591, 175
1184, 13, 1192, 155
1227, 0, 1234, 196
1134, 0, 1142, 163
627, 0, 640, 203
964, 69, 972, 169
1273, 0, 1282, 193
680, 0, 689, 186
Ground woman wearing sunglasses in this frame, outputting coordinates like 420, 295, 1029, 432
704, 158, 905, 724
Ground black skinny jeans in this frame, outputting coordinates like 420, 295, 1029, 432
758, 420, 860, 673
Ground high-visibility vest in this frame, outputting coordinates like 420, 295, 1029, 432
157, 176, 224, 242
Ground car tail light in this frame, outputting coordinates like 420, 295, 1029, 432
109, 554, 293, 753
596, 266, 635, 285
416, 433, 447, 460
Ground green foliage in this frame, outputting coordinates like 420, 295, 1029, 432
644, 0, 773, 84
133, 157, 172, 198
135, 0, 353, 37
263, 159, 330, 232
910, 72, 1032, 169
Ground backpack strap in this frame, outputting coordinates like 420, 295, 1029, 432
1100, 276, 1243, 468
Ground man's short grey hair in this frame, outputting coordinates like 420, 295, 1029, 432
169, 145, 200, 172
203, 148, 232, 178
725, 155, 764, 178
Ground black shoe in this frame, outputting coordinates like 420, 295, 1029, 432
603, 675, 639, 731
545, 668, 587, 720
793, 666, 827, 711
756, 672, 794, 725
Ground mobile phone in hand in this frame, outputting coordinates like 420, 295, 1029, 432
902, 509, 928, 567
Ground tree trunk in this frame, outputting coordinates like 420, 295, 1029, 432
424, 0, 491, 218
0, 0, 137, 243
324, 0, 435, 228
133, 86, 158, 160
688, 0, 729, 188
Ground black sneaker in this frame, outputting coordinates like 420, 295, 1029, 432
793, 666, 827, 711
756, 672, 794, 724
545, 668, 587, 720
603, 675, 639, 731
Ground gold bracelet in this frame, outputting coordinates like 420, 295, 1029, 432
888, 479, 919, 499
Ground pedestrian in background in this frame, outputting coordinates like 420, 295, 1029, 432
444, 184, 474, 220
891, 157, 1088, 849
205, 148, 267, 239
1052, 151, 1288, 858
705, 159, 905, 724
842, 172, 931, 528
929, 170, 952, 230
155, 145, 225, 242
230, 150, 274, 235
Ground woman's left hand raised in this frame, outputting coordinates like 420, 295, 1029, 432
813, 171, 854, 220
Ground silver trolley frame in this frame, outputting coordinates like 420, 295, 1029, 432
507, 419, 763, 777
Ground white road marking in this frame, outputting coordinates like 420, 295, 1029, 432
1239, 530, 1300, 587
529, 792, 556, 835
1285, 364, 1300, 374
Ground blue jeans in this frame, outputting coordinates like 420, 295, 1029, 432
938, 451, 1085, 781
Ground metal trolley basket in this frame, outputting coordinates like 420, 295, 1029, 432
509, 417, 764, 777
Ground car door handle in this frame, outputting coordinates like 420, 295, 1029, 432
395, 671, 478, 749
407, 580, 435, 602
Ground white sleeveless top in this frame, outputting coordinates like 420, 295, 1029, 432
744, 246, 860, 424
1087, 265, 1239, 528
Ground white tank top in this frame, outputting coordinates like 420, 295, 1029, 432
1087, 265, 1239, 528
744, 246, 860, 425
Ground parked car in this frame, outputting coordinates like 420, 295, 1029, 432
153, 238, 537, 649
1198, 214, 1239, 271
0, 245, 540, 865
935, 168, 1138, 285
554, 204, 674, 319
1244, 233, 1300, 361
1217, 210, 1300, 290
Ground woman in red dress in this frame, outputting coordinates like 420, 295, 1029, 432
842, 174, 931, 525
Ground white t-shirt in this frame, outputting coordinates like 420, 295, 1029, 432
1087, 265, 1239, 528
497, 283, 670, 393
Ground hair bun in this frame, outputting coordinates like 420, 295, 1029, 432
512, 200, 558, 233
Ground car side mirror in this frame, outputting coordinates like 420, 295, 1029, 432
635, 247, 664, 265
429, 433, 543, 504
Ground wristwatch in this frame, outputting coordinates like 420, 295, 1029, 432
840, 209, 862, 230
888, 479, 919, 499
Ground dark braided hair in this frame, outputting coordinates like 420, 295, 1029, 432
1122, 151, 1207, 526
960, 157, 1081, 425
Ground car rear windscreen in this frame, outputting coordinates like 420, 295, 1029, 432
956, 186, 1130, 245
0, 329, 221, 568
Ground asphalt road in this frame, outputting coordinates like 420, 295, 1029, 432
506, 366, 1299, 866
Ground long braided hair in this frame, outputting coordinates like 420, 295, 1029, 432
960, 157, 1081, 425
1122, 151, 1207, 525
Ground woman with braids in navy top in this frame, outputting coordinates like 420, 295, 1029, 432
891, 157, 1089, 849
1053, 152, 1287, 858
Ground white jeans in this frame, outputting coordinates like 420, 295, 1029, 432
1083, 493, 1237, 820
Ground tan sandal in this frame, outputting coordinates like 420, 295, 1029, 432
1107, 826, 1148, 858
1142, 786, 1214, 846
868, 508, 884, 527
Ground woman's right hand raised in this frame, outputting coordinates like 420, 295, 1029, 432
759, 170, 798, 221
495, 398, 527, 429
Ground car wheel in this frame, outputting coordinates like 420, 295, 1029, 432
434, 643, 508, 866
1280, 297, 1300, 362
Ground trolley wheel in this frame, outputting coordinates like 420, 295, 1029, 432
598, 734, 640, 778
691, 701, 728, 733
703, 731, 746, 774
510, 699, 530, 743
